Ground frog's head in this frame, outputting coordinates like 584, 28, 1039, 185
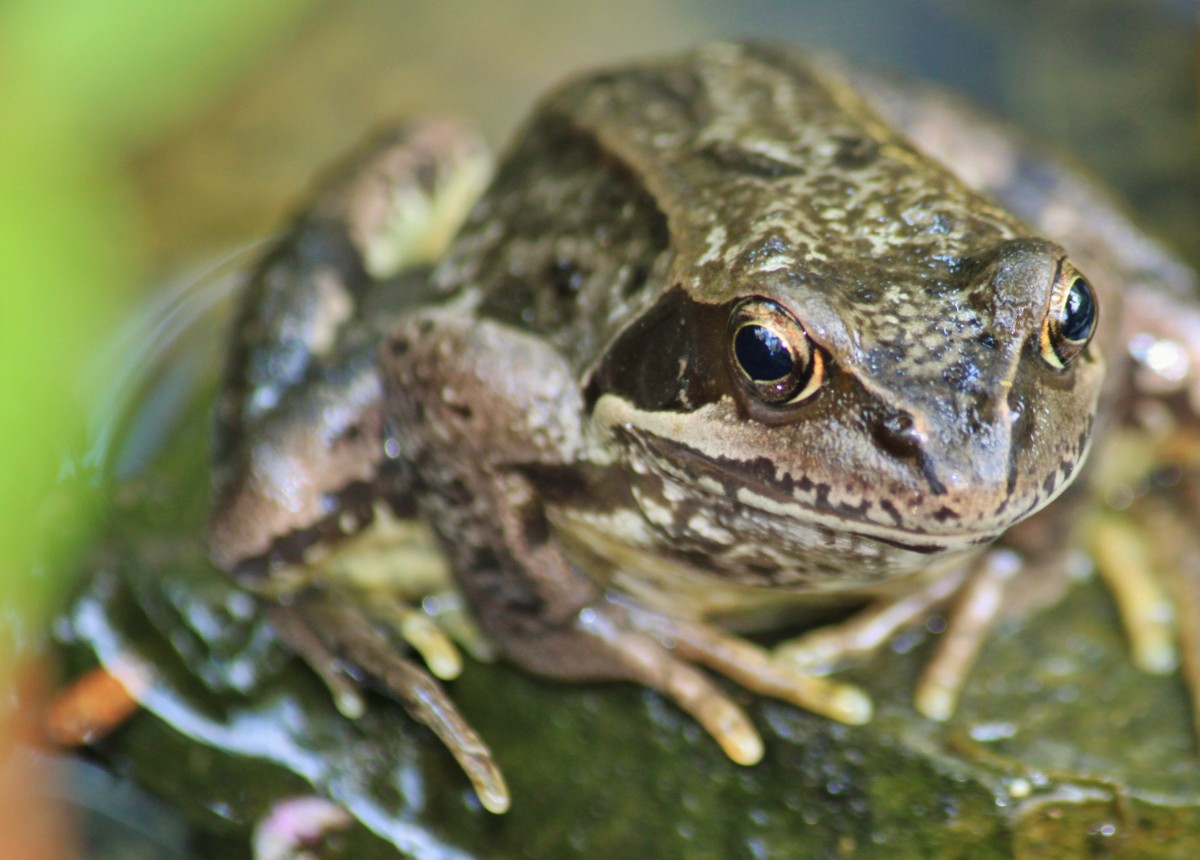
585, 234, 1103, 581
568, 46, 1104, 584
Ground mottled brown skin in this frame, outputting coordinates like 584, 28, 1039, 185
209, 119, 486, 579
209, 43, 1198, 812
425, 43, 1100, 609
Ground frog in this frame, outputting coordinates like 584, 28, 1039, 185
208, 42, 1200, 814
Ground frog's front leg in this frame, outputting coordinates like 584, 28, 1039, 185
385, 309, 872, 765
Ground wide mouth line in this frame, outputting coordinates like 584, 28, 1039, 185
643, 439, 1006, 546
729, 475, 1004, 546
604, 405, 1018, 546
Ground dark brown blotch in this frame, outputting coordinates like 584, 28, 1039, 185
832, 133, 878, 169
700, 139, 805, 179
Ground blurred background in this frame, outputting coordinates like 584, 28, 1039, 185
129, 0, 1200, 271
1, 1, 1194, 857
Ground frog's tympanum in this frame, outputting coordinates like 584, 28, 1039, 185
208, 43, 1200, 813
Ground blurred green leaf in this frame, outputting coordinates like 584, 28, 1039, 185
0, 0, 323, 150
0, 0, 318, 663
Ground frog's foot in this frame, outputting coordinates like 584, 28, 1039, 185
774, 552, 1028, 721
773, 564, 971, 675
266, 589, 509, 814
1097, 495, 1200, 740
912, 550, 1025, 720
285, 512, 497, 675
1172, 540, 1200, 743
1089, 513, 1179, 676
570, 598, 872, 765
335, 584, 499, 680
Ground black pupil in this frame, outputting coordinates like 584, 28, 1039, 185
735, 324, 794, 381
1061, 278, 1096, 342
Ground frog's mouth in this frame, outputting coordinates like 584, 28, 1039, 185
630, 426, 1084, 558
641, 428, 1015, 552
589, 392, 1083, 558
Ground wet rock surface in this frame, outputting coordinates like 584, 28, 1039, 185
58, 392, 1200, 859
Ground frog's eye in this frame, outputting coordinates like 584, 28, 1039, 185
1040, 261, 1098, 369
728, 298, 823, 405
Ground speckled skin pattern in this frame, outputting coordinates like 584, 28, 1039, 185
209, 41, 1200, 812
427, 42, 1103, 596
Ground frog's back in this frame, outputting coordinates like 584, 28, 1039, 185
434, 42, 1035, 379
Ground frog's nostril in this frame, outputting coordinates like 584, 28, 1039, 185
872, 410, 954, 496
872, 411, 922, 459
885, 413, 913, 434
